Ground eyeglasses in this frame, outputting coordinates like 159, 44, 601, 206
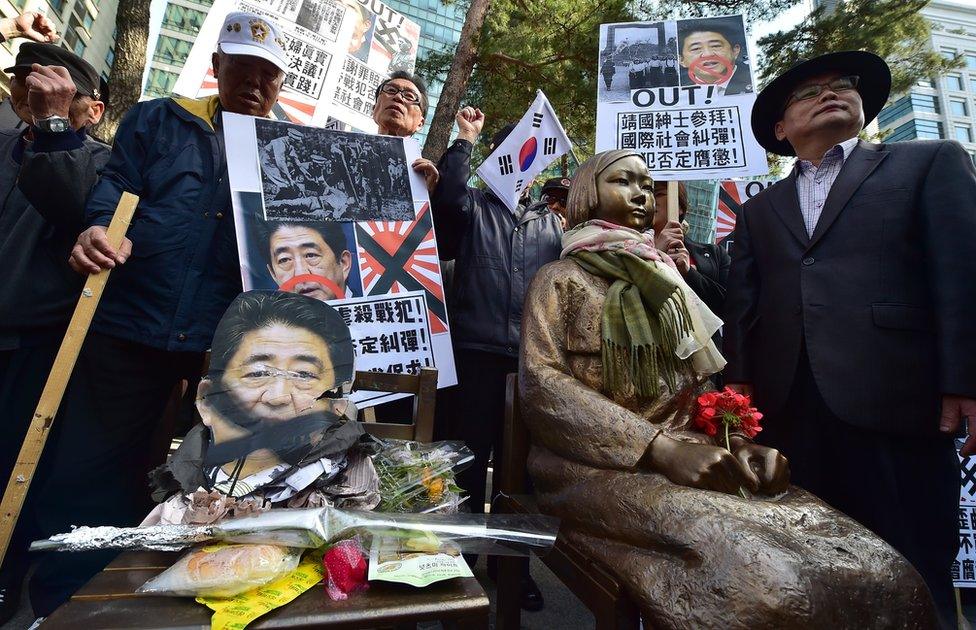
379, 84, 422, 106
785, 75, 860, 108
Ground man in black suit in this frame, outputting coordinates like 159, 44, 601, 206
723, 51, 976, 624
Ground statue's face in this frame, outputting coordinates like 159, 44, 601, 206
593, 155, 654, 231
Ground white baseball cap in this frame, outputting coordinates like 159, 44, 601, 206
217, 11, 289, 73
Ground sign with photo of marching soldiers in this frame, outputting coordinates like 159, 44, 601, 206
222, 112, 457, 407
171, 0, 419, 131
476, 91, 573, 213
596, 15, 769, 180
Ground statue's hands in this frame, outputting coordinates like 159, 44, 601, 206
730, 438, 790, 495
643, 435, 758, 495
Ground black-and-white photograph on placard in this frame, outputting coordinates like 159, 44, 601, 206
256, 118, 414, 222
598, 20, 679, 103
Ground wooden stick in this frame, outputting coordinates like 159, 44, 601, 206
667, 180, 679, 223
0, 192, 139, 565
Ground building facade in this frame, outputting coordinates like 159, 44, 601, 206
144, 0, 212, 98
876, 0, 976, 161
383, 0, 463, 144
1, 0, 118, 98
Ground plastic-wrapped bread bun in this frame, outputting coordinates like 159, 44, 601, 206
138, 543, 301, 597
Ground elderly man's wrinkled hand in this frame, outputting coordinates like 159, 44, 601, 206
26, 64, 75, 120
69, 226, 132, 275
455, 106, 485, 144
412, 158, 439, 192
13, 12, 58, 42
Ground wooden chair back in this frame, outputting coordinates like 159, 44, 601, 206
354, 367, 438, 443
499, 372, 531, 495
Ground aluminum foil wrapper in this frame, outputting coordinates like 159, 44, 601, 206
30, 524, 214, 552
32, 507, 559, 556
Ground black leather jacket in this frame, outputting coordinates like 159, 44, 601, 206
431, 139, 563, 358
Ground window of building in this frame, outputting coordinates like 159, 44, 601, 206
153, 35, 193, 65
105, 47, 115, 68
967, 54, 976, 70
162, 3, 207, 34
916, 119, 944, 139
145, 68, 179, 97
47, 0, 66, 11
917, 77, 935, 89
942, 48, 957, 61
950, 98, 968, 117
878, 93, 940, 127
955, 125, 973, 143
890, 119, 944, 142
911, 93, 939, 114
73, 39, 86, 56
947, 75, 964, 91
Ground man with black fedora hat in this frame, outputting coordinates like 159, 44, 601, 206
538, 176, 571, 229
0, 41, 109, 625
723, 50, 976, 622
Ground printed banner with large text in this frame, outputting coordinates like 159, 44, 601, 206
596, 15, 769, 180
223, 112, 456, 407
172, 0, 419, 131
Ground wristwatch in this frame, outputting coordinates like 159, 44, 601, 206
34, 116, 70, 133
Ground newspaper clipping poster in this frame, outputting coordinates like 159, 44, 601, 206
596, 15, 768, 180
328, 0, 421, 132
223, 112, 456, 406
171, 0, 418, 131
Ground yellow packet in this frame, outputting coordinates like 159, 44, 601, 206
197, 549, 324, 630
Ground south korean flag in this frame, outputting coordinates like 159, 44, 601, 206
477, 90, 572, 212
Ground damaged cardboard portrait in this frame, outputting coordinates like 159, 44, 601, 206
145, 291, 381, 526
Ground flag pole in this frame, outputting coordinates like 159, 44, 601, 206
0, 192, 139, 565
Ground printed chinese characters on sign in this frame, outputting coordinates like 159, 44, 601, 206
596, 14, 768, 180
170, 0, 420, 130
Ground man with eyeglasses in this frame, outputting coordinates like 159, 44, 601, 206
723, 51, 976, 625
371, 70, 439, 191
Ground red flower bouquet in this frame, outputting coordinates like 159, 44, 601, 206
694, 387, 764, 497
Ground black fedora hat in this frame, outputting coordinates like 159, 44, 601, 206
751, 50, 891, 156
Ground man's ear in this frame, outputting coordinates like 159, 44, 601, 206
414, 115, 425, 133
732, 44, 741, 60
197, 378, 215, 427
774, 120, 787, 142
211, 51, 221, 77
88, 100, 105, 126
340, 250, 352, 282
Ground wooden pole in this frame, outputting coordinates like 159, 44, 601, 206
667, 180, 679, 223
0, 192, 139, 564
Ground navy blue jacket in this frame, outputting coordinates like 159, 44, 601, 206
84, 95, 240, 352
431, 139, 563, 358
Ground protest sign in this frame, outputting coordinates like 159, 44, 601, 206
476, 90, 573, 212
716, 178, 777, 246
329, 0, 422, 132
257, 119, 414, 222
223, 112, 456, 407
172, 0, 419, 131
596, 15, 768, 180
955, 439, 976, 588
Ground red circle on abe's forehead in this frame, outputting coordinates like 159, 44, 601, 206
278, 274, 345, 300
687, 55, 733, 85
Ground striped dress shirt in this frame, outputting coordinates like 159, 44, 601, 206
794, 137, 859, 237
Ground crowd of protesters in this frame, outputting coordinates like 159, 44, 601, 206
0, 8, 974, 629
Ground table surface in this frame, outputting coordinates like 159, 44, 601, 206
41, 550, 490, 629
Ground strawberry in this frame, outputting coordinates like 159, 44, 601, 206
323, 538, 369, 601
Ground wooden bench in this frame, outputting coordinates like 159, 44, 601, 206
493, 373, 641, 630
42, 550, 489, 629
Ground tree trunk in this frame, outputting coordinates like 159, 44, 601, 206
421, 0, 492, 162
92, 0, 151, 143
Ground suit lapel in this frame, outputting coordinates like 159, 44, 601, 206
767, 169, 810, 248
806, 140, 889, 251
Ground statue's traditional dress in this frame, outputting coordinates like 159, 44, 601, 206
520, 258, 936, 629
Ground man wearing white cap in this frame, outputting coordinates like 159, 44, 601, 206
23, 12, 289, 617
